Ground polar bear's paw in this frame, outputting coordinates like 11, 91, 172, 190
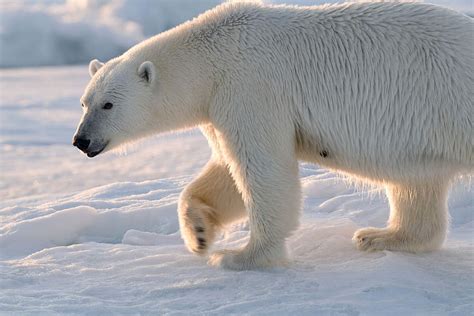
353, 226, 444, 253
179, 202, 217, 255
353, 227, 402, 252
208, 248, 288, 270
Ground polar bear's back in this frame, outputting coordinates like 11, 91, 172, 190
202, 2, 473, 181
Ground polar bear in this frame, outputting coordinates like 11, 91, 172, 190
73, 1, 473, 270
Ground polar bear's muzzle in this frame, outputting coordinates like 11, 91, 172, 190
72, 135, 108, 158
85, 141, 108, 158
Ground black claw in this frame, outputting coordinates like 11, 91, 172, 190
320, 150, 329, 158
197, 237, 206, 248
195, 226, 205, 233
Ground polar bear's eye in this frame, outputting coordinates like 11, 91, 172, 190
103, 102, 113, 110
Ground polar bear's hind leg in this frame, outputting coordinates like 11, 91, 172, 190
353, 180, 450, 252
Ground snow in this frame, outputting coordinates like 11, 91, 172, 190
1, 65, 473, 315
1, 0, 472, 68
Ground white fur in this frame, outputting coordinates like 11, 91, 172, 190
74, 1, 474, 270
88, 59, 104, 77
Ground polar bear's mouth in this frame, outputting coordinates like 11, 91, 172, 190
87, 142, 108, 158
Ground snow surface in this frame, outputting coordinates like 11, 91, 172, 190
0, 0, 472, 68
1, 65, 473, 314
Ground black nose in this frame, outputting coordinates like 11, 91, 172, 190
73, 137, 90, 152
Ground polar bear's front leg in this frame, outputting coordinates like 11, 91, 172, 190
178, 160, 246, 255
208, 133, 301, 270
353, 181, 449, 252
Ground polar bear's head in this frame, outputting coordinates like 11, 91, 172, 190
73, 58, 159, 157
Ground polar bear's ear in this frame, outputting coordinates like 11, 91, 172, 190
138, 61, 156, 84
89, 59, 104, 77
